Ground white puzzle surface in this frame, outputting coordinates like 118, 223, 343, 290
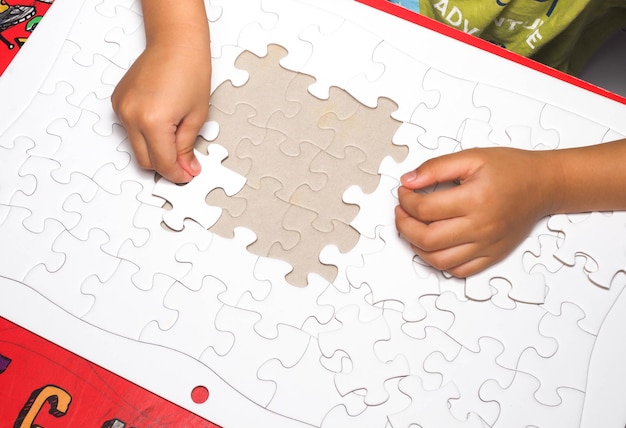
2, 0, 626, 426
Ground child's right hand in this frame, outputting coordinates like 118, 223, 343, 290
111, 41, 212, 183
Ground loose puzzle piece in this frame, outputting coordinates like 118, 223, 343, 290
174, 227, 270, 302
0, 137, 35, 225
0, 83, 81, 157
471, 83, 560, 149
212, 45, 302, 125
389, 375, 487, 428
81, 262, 178, 339
23, 227, 121, 317
63, 180, 149, 255
320, 378, 409, 428
375, 308, 459, 390
91, 150, 170, 208
537, 257, 626, 335
341, 174, 399, 238
540, 103, 610, 149
347, 224, 441, 321
46, 110, 130, 183
411, 68, 490, 150
152, 145, 246, 231
104, 17, 146, 69
65, 0, 142, 66
39, 40, 117, 107
423, 336, 514, 425
287, 147, 366, 230
318, 227, 385, 292
94, 0, 141, 18
318, 305, 410, 406
140, 275, 235, 358
11, 155, 98, 233
464, 235, 547, 304
207, 177, 300, 257
237, 265, 334, 338
345, 41, 437, 124
0, 206, 65, 282
548, 212, 626, 287
200, 303, 310, 408
117, 203, 212, 290
480, 371, 585, 428
297, 19, 385, 99
208, 0, 278, 59
436, 291, 558, 370
579, 276, 626, 427
238, 0, 343, 71
319, 97, 406, 175
516, 302, 596, 406
258, 338, 366, 427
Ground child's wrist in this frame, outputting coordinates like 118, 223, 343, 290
530, 149, 567, 218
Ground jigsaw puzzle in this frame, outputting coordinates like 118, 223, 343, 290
2, 0, 626, 426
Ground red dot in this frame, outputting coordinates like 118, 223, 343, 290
191, 385, 209, 404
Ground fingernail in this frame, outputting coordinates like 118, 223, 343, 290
401, 171, 417, 183
190, 157, 202, 175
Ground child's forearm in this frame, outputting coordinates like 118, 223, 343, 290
544, 138, 626, 215
142, 0, 210, 49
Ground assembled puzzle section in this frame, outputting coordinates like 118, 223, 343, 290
2, 0, 626, 427
194, 44, 407, 286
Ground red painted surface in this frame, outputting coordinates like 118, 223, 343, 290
0, 317, 220, 427
0, 0, 53, 75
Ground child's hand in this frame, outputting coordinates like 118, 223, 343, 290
111, 43, 211, 183
395, 148, 557, 277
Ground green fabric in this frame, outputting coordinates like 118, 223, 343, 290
418, 0, 626, 74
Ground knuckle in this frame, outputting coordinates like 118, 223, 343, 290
116, 104, 163, 128
113, 103, 136, 123
136, 158, 153, 170
412, 202, 431, 221
415, 232, 438, 252
136, 110, 163, 127
132, 150, 152, 170
446, 266, 470, 279
426, 254, 450, 272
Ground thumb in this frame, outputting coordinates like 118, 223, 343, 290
400, 151, 471, 190
178, 146, 201, 177
175, 121, 203, 178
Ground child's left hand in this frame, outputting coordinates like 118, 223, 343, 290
395, 147, 557, 277
111, 42, 211, 184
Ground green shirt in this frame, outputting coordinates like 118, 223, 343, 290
418, 0, 626, 74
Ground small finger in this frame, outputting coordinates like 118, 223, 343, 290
124, 128, 153, 171
411, 241, 485, 277
397, 185, 466, 223
396, 203, 477, 252
445, 256, 496, 278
